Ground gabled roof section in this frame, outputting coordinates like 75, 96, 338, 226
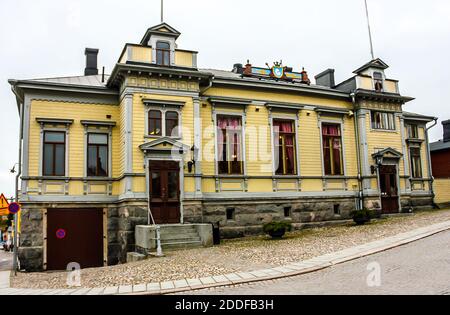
11, 74, 110, 88
403, 111, 437, 123
139, 137, 190, 153
353, 58, 389, 74
140, 22, 181, 45
430, 140, 450, 152
372, 147, 403, 159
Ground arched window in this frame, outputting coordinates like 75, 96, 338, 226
165, 111, 179, 137
156, 41, 170, 66
148, 110, 162, 136
373, 71, 384, 92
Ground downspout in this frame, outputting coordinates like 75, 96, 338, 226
199, 75, 214, 94
11, 84, 24, 273
425, 118, 438, 205
351, 93, 364, 210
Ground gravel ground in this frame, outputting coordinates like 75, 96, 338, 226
11, 208, 450, 289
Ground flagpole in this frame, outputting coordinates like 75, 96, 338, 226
161, 0, 164, 23
364, 0, 375, 60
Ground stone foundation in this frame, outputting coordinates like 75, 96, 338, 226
18, 207, 44, 272
184, 196, 357, 238
17, 192, 434, 271
109, 201, 148, 264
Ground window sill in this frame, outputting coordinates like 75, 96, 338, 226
38, 176, 68, 180
85, 177, 112, 181
406, 138, 424, 143
370, 128, 398, 133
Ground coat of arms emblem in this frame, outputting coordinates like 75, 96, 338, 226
270, 61, 285, 79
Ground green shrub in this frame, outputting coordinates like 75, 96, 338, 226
263, 221, 293, 234
350, 209, 373, 220
350, 208, 377, 225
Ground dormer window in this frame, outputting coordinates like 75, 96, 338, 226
156, 41, 170, 66
373, 71, 384, 92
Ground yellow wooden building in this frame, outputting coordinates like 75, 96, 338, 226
9, 23, 437, 271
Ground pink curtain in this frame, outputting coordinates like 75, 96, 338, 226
217, 116, 242, 162
273, 121, 295, 174
333, 138, 342, 174
285, 135, 294, 173
323, 124, 340, 136
278, 121, 293, 133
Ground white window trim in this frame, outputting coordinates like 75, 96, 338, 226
408, 145, 424, 180
270, 114, 299, 176
145, 105, 182, 140
319, 119, 347, 177
84, 128, 113, 178
213, 110, 246, 177
150, 36, 176, 66
39, 127, 70, 177
371, 70, 386, 92
370, 110, 398, 132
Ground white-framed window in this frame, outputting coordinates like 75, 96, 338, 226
407, 124, 419, 139
146, 108, 181, 138
42, 131, 66, 177
156, 41, 171, 66
37, 118, 73, 178
373, 71, 384, 92
272, 119, 297, 175
409, 146, 423, 179
371, 111, 396, 131
322, 123, 344, 176
216, 115, 244, 175
87, 133, 109, 177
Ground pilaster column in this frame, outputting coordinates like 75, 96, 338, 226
399, 116, 411, 192
357, 109, 371, 191
124, 94, 133, 195
193, 97, 202, 196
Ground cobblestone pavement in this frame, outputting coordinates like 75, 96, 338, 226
11, 209, 450, 289
185, 230, 450, 295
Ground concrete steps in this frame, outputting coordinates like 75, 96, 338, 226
159, 225, 203, 250
135, 223, 214, 254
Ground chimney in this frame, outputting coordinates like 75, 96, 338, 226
315, 69, 335, 88
232, 63, 244, 74
443, 120, 450, 142
84, 48, 99, 76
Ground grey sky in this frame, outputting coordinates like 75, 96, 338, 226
1, 0, 449, 197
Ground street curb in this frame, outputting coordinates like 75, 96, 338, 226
2, 220, 450, 295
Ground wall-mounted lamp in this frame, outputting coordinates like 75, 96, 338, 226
10, 163, 19, 174
187, 145, 198, 173
370, 155, 384, 175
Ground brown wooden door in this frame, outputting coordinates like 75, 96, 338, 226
47, 209, 104, 271
379, 165, 400, 214
149, 161, 181, 224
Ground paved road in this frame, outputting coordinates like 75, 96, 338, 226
0, 250, 12, 271
187, 230, 450, 295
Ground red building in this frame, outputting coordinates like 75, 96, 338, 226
430, 120, 450, 207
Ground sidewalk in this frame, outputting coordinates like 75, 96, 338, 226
2, 220, 450, 295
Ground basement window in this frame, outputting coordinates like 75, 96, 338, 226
284, 207, 292, 218
226, 208, 235, 221
334, 204, 341, 215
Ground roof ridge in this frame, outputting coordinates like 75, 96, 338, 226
29, 74, 109, 81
